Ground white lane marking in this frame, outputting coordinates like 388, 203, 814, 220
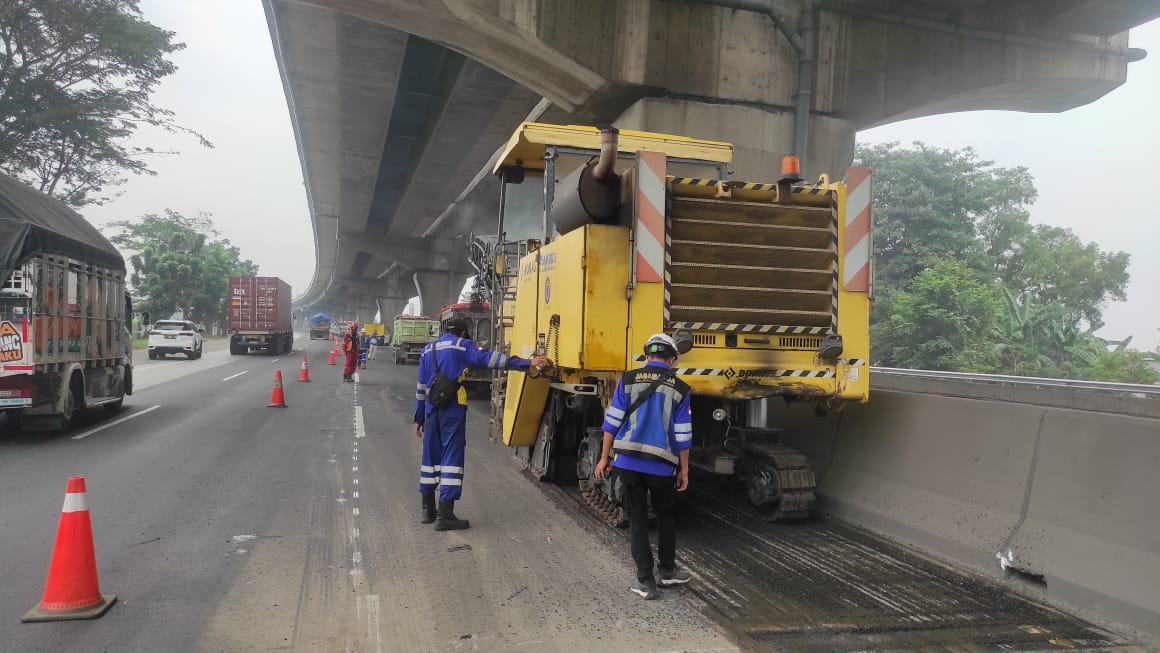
352, 466, 359, 473
353, 372, 360, 383
354, 405, 365, 439
352, 507, 360, 516
72, 405, 162, 440
352, 527, 359, 539
357, 595, 383, 653
271, 358, 279, 363
222, 370, 249, 382
353, 478, 359, 485
353, 491, 359, 499
135, 362, 182, 372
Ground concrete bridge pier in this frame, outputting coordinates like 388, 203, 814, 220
413, 270, 469, 316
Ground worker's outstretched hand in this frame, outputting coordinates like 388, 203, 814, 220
414, 423, 423, 439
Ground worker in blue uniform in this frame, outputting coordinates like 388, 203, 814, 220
595, 333, 693, 599
414, 318, 549, 530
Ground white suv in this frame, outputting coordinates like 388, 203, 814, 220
148, 320, 204, 360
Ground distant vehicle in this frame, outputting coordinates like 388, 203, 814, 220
227, 276, 293, 355
437, 302, 491, 392
147, 320, 203, 360
391, 315, 437, 365
0, 172, 133, 431
307, 312, 331, 340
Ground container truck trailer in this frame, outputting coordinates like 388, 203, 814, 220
0, 172, 133, 431
469, 123, 871, 521
228, 276, 293, 355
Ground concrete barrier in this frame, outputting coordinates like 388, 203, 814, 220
778, 374, 1160, 639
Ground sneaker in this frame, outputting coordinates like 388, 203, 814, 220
657, 565, 691, 587
630, 577, 658, 600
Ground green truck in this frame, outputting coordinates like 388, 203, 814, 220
391, 315, 437, 365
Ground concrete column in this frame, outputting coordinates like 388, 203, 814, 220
614, 97, 856, 182
377, 298, 406, 322
413, 270, 454, 316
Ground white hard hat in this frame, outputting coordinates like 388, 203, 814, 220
644, 333, 679, 359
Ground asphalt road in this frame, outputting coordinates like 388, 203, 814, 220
0, 335, 734, 653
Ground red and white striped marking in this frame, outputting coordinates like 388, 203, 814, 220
635, 151, 666, 282
843, 167, 872, 292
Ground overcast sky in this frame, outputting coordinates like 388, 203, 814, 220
84, 3, 1159, 350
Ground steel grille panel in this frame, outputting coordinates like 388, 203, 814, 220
668, 196, 836, 330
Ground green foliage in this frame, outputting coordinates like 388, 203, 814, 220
0, 0, 209, 206
858, 142, 1141, 382
107, 209, 256, 330
874, 260, 1000, 372
1086, 337, 1160, 384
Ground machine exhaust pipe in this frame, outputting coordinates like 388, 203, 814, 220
551, 125, 622, 236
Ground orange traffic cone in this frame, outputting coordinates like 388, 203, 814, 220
297, 355, 311, 382
327, 349, 336, 366
23, 476, 116, 622
268, 370, 288, 407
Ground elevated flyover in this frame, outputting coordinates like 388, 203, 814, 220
266, 0, 1158, 315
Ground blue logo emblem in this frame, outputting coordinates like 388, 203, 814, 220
544, 276, 551, 304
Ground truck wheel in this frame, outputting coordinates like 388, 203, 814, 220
196, 344, 203, 359
59, 379, 81, 431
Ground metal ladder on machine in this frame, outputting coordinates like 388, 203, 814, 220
486, 239, 533, 441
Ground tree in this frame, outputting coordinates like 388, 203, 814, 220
857, 142, 1133, 378
107, 209, 256, 330
0, 0, 209, 206
874, 260, 1000, 372
1086, 337, 1160, 385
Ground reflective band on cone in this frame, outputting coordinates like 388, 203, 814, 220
23, 476, 116, 622
268, 370, 288, 407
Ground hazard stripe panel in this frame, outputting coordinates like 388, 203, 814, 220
636, 151, 666, 282
844, 167, 872, 292
668, 322, 831, 334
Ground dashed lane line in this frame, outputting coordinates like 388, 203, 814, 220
222, 370, 249, 382
72, 404, 162, 440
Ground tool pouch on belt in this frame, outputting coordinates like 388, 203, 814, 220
427, 342, 460, 408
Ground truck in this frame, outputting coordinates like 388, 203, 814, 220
469, 123, 871, 521
0, 172, 134, 431
307, 312, 331, 340
436, 302, 492, 393
227, 276, 293, 355
391, 315, 437, 365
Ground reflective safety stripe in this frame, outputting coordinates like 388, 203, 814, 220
440, 478, 463, 486
420, 465, 441, 473
613, 440, 679, 465
675, 430, 693, 443
419, 477, 439, 485
435, 342, 466, 352
441, 466, 464, 474
674, 423, 692, 433
605, 406, 625, 419
61, 492, 87, 513
415, 392, 426, 400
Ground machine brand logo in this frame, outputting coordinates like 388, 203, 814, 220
723, 367, 736, 379
0, 321, 23, 363
543, 276, 551, 304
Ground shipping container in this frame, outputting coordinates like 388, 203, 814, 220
227, 276, 293, 355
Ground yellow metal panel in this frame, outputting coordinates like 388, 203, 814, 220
538, 230, 586, 369
501, 371, 552, 446
580, 226, 630, 370
626, 281, 664, 368
495, 123, 733, 172
510, 249, 541, 360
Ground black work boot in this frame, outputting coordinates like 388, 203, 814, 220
434, 500, 470, 531
421, 493, 437, 524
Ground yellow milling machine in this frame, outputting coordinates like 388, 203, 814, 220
468, 123, 870, 521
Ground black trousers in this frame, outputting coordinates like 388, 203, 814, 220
619, 467, 677, 581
